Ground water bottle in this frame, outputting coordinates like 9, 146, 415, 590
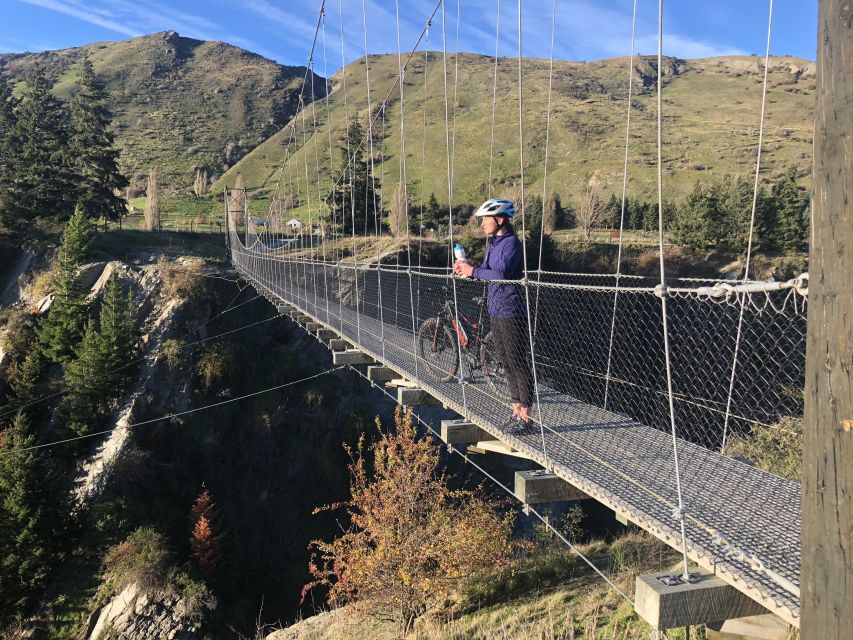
454, 243, 468, 278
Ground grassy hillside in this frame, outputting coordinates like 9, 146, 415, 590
0, 31, 325, 192
221, 53, 814, 214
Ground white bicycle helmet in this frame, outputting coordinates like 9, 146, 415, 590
474, 198, 516, 218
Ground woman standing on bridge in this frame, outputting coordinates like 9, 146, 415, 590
454, 198, 534, 432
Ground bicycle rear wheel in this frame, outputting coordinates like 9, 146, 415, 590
417, 318, 459, 382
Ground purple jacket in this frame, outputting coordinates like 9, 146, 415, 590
472, 232, 526, 319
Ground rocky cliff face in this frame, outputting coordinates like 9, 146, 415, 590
84, 582, 208, 640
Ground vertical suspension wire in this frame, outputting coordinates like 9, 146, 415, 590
414, 28, 432, 384
514, 0, 548, 466
440, 0, 469, 414
487, 0, 500, 198
338, 0, 361, 341
531, 0, 557, 341
394, 0, 422, 381
299, 97, 318, 314
655, 0, 690, 580
721, 0, 774, 454
603, 0, 639, 410
361, 0, 387, 358
321, 6, 338, 325
309, 45, 332, 325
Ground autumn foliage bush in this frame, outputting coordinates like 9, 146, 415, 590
303, 407, 517, 631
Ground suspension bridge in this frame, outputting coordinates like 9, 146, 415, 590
221, 0, 819, 635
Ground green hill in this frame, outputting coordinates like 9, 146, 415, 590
220, 53, 814, 213
0, 31, 325, 193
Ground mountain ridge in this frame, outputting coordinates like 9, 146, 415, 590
0, 31, 326, 193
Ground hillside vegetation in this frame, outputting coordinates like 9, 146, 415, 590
221, 53, 814, 212
0, 31, 324, 191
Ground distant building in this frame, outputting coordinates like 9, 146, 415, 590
286, 219, 303, 232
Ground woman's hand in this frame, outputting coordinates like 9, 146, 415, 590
454, 259, 475, 278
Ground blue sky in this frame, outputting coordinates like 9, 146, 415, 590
0, 1, 818, 71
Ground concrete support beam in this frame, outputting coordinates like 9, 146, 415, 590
397, 387, 440, 406
440, 420, 491, 445
304, 322, 321, 332
332, 350, 375, 366
367, 366, 398, 382
316, 329, 336, 340
706, 614, 790, 640
468, 440, 534, 460
635, 571, 768, 631
514, 470, 589, 505
328, 339, 349, 352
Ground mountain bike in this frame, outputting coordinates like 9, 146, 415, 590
417, 285, 505, 391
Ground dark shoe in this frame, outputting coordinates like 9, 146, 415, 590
500, 414, 521, 432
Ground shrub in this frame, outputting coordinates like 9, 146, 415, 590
160, 338, 187, 371
726, 416, 802, 482
0, 309, 37, 360
103, 527, 171, 593
158, 256, 204, 301
195, 342, 233, 393
304, 407, 517, 632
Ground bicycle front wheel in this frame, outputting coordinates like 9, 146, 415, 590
417, 318, 459, 382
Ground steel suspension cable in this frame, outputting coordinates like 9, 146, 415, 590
440, 0, 469, 415
394, 0, 422, 383
531, 0, 557, 340
514, 0, 549, 467
721, 0, 775, 454
487, 0, 501, 198
603, 0, 639, 410
655, 0, 690, 580
309, 50, 332, 325
360, 0, 388, 359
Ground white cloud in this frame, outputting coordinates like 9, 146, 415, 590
18, 0, 141, 38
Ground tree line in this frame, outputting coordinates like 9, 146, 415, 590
325, 120, 810, 257
0, 210, 138, 625
0, 57, 128, 226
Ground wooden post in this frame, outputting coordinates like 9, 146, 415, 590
802, 1, 852, 637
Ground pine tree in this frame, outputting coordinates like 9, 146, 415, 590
189, 488, 222, 573
769, 167, 810, 253
97, 274, 137, 393
36, 211, 94, 364
5, 66, 75, 223
673, 182, 720, 252
329, 119, 379, 235
0, 412, 68, 622
62, 321, 106, 437
69, 56, 128, 222
61, 204, 96, 266
0, 76, 19, 222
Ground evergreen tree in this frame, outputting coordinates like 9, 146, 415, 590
189, 488, 223, 574
36, 259, 87, 365
672, 182, 719, 252
5, 66, 75, 223
422, 192, 442, 230
329, 119, 379, 235
36, 212, 94, 364
62, 321, 106, 437
97, 274, 137, 394
0, 412, 68, 622
5, 350, 45, 416
61, 204, 96, 266
0, 76, 19, 221
769, 167, 810, 253
69, 55, 128, 222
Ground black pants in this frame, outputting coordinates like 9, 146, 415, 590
490, 316, 534, 408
